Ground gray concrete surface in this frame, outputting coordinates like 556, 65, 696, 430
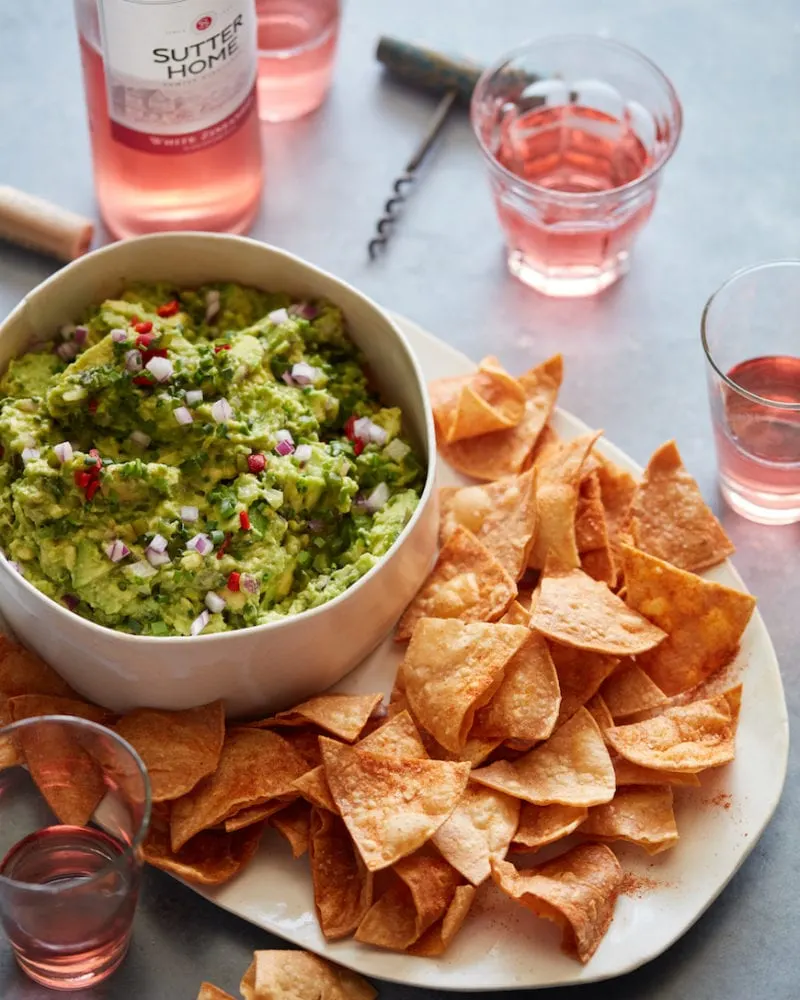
0, 0, 798, 997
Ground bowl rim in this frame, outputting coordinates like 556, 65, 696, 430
0, 232, 437, 644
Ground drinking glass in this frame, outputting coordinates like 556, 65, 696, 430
256, 0, 341, 122
471, 36, 683, 297
702, 260, 800, 525
0, 716, 151, 990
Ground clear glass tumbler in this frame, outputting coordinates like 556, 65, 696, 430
471, 36, 683, 297
256, 0, 341, 122
701, 260, 800, 525
0, 716, 151, 991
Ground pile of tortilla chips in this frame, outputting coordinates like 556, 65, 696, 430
0, 354, 755, 968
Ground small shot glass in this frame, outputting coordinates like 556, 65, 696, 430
702, 260, 800, 525
471, 35, 683, 297
0, 716, 151, 990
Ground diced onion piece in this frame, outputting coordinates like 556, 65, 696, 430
60, 323, 76, 340
294, 443, 312, 463
110, 328, 129, 343
289, 302, 318, 320
275, 439, 294, 457
205, 290, 221, 324
21, 448, 40, 465
211, 398, 233, 423
56, 341, 79, 362
53, 441, 73, 464
105, 539, 130, 563
147, 533, 168, 554
146, 549, 170, 567
186, 533, 213, 556
185, 389, 203, 405
205, 590, 226, 613
290, 362, 318, 385
268, 308, 289, 324
130, 430, 151, 448
275, 428, 293, 443
384, 438, 410, 462
180, 505, 199, 523
240, 573, 260, 594
145, 356, 173, 383
63, 593, 80, 611
74, 326, 88, 345
173, 406, 193, 426
353, 417, 387, 446
366, 482, 390, 512
125, 350, 143, 373
190, 609, 210, 636
281, 371, 295, 386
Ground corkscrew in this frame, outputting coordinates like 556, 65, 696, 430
368, 38, 484, 260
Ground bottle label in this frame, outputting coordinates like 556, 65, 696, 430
97, 0, 257, 155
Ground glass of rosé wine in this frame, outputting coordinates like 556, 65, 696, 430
0, 716, 151, 990
702, 260, 800, 525
471, 36, 683, 298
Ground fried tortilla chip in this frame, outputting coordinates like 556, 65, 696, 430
251, 693, 382, 743
240, 950, 377, 1000
512, 803, 588, 852
472, 708, 615, 807
612, 756, 701, 787
402, 618, 529, 752
575, 473, 609, 553
0, 700, 20, 770
437, 356, 563, 481
7, 694, 112, 725
621, 545, 756, 695
528, 432, 603, 571
271, 800, 311, 858
113, 701, 224, 803
491, 844, 623, 963
143, 821, 263, 885
355, 854, 462, 951
531, 564, 666, 656
309, 808, 373, 939
626, 441, 735, 573
0, 636, 75, 699
472, 630, 561, 743
500, 601, 532, 626
605, 688, 741, 771
600, 662, 667, 720
548, 644, 619, 727
223, 801, 286, 833
277, 728, 324, 768
321, 737, 470, 871
196, 984, 234, 1000
432, 784, 520, 885
408, 884, 477, 956
585, 694, 615, 735
594, 458, 638, 580
395, 526, 517, 641
581, 785, 679, 854
430, 357, 526, 444
170, 729, 308, 851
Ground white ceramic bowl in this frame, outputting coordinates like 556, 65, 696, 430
0, 234, 437, 717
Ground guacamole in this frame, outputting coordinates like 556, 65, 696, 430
0, 283, 425, 636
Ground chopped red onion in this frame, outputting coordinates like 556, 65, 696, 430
308, 518, 325, 533
130, 430, 151, 448
147, 533, 168, 554
240, 573, 260, 595
281, 371, 295, 386
275, 439, 294, 457
205, 290, 221, 324
74, 326, 88, 345
186, 533, 213, 556
110, 328, 129, 343
190, 609, 210, 635
145, 356, 173, 383
366, 482, 390, 512
125, 350, 143, 373
60, 323, 76, 340
384, 438, 410, 461
211, 398, 233, 423
353, 417, 387, 446
105, 539, 130, 563
268, 308, 289, 324
352, 495, 370, 514
289, 302, 318, 320
291, 362, 318, 385
146, 548, 171, 567
21, 448, 40, 465
56, 341, 79, 362
173, 406, 193, 426
205, 590, 226, 613
53, 441, 73, 464
185, 389, 203, 405
180, 505, 199, 523
294, 443, 312, 463
63, 593, 80, 611
275, 428, 293, 443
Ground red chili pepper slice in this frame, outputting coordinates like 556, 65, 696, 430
214, 344, 231, 353
344, 415, 357, 440
247, 453, 266, 474
354, 440, 365, 456
135, 333, 154, 349
133, 375, 153, 386
157, 300, 180, 318
134, 321, 153, 335
239, 511, 251, 531
227, 571, 241, 592
216, 533, 232, 560
74, 470, 91, 488
88, 399, 98, 415
85, 480, 101, 502
88, 448, 102, 470
130, 315, 140, 325
140, 348, 168, 364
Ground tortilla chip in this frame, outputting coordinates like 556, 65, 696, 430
355, 854, 462, 950
472, 708, 615, 807
170, 729, 309, 851
600, 662, 668, 720
594, 458, 638, 578
528, 432, 603, 571
113, 701, 224, 803
626, 441, 735, 573
605, 688, 741, 771
251, 693, 382, 743
7, 693, 112, 726
548, 644, 620, 727
575, 473, 608, 553
472, 630, 561, 742
432, 784, 520, 885
241, 950, 376, 1000
580, 547, 616, 588
223, 801, 286, 833
321, 736, 470, 871
582, 785, 679, 854
196, 984, 234, 1000
270, 800, 311, 857
276, 728, 323, 768
531, 564, 666, 656
0, 700, 21, 770
430, 357, 526, 444
500, 601, 532, 626
437, 356, 563, 481
621, 545, 756, 696
402, 618, 529, 752
309, 808, 373, 939
491, 844, 623, 963
612, 756, 701, 786
585, 694, 615, 734
396, 526, 517, 641
0, 636, 75, 699
143, 820, 262, 885
408, 884, 477, 956
512, 803, 588, 851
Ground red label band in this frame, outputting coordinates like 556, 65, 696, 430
110, 85, 256, 155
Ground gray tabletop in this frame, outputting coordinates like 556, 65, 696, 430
1, 0, 798, 997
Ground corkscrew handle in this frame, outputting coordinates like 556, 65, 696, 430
376, 36, 483, 103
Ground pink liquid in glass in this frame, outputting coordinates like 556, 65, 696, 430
713, 355, 800, 522
256, 0, 339, 122
0, 825, 137, 989
493, 104, 655, 289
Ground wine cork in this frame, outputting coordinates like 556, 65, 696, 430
0, 186, 93, 263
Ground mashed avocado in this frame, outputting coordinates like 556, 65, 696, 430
0, 283, 425, 636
